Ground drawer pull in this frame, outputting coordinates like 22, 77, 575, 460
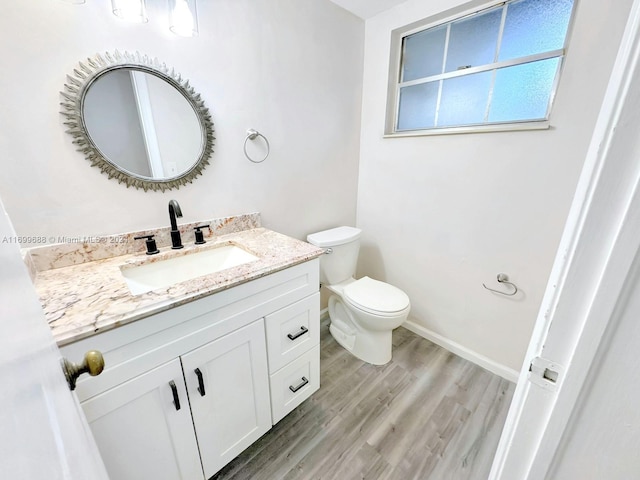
195, 368, 206, 396
287, 326, 309, 341
289, 376, 309, 393
169, 381, 181, 411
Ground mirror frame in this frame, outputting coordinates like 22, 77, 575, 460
60, 51, 215, 192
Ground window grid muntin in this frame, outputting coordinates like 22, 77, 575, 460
433, 24, 451, 127
483, 3, 509, 122
399, 48, 563, 88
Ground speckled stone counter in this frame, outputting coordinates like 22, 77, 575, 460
27, 214, 323, 346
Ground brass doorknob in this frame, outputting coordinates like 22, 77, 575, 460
61, 350, 105, 391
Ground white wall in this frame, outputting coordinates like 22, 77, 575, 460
357, 0, 634, 373
0, 0, 363, 242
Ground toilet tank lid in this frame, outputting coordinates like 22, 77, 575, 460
307, 226, 362, 247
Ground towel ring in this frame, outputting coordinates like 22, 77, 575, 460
483, 273, 518, 296
243, 129, 270, 163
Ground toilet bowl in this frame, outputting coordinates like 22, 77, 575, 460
307, 227, 411, 365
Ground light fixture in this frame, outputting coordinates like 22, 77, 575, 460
169, 0, 198, 37
112, 0, 148, 23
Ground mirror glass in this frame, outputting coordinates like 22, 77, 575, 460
61, 51, 214, 191
83, 69, 202, 180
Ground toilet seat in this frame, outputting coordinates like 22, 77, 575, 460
343, 277, 410, 316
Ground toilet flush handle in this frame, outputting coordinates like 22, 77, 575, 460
324, 248, 333, 254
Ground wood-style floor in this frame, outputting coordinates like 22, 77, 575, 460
213, 318, 515, 480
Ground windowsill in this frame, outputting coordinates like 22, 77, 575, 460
383, 120, 551, 138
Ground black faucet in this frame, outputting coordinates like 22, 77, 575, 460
168, 200, 184, 249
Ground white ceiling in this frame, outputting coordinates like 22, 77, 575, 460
328, 0, 410, 19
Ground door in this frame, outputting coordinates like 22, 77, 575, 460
82, 358, 204, 480
0, 199, 109, 478
489, 1, 640, 477
181, 319, 271, 478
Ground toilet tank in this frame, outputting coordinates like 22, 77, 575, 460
307, 226, 361, 285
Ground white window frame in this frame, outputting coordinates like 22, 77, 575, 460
384, 0, 576, 137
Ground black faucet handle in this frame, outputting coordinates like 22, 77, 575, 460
134, 235, 160, 255
193, 225, 210, 245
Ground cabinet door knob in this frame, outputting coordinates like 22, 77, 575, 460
287, 326, 309, 341
195, 368, 206, 396
61, 350, 105, 391
169, 381, 181, 411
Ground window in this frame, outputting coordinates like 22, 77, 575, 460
388, 0, 575, 134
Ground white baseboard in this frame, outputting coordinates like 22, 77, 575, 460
402, 319, 520, 383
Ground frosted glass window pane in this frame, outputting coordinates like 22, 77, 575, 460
499, 0, 573, 61
402, 26, 447, 81
397, 82, 439, 131
444, 8, 502, 73
489, 58, 560, 122
438, 71, 492, 127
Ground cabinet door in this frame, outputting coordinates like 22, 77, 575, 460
182, 319, 271, 478
82, 359, 203, 480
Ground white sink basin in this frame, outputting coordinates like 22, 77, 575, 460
120, 243, 259, 295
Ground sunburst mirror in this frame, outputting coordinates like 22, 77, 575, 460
60, 51, 215, 192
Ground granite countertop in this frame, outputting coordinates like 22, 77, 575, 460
28, 218, 323, 346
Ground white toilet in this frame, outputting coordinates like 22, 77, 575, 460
307, 226, 410, 365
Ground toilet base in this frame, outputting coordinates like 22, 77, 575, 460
329, 322, 393, 365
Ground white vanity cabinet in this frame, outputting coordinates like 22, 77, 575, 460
60, 259, 320, 480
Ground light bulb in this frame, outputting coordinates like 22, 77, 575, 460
170, 0, 198, 37
112, 0, 148, 23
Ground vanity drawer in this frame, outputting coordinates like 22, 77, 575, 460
269, 345, 320, 424
264, 293, 319, 373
